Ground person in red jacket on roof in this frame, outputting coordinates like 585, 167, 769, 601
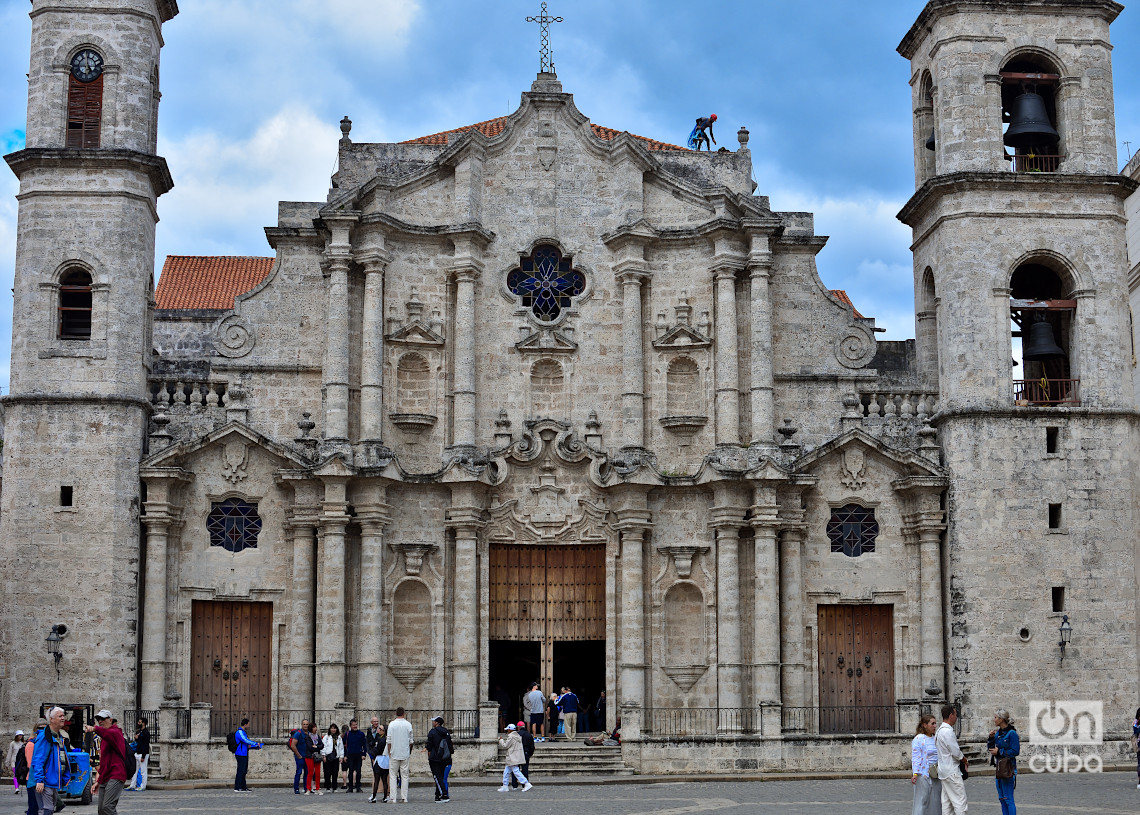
85, 709, 129, 815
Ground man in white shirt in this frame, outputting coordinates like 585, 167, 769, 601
935, 704, 968, 814
385, 708, 414, 803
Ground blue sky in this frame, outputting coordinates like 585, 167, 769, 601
1, 0, 1138, 392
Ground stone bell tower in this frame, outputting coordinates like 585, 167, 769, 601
0, 0, 178, 723
897, 0, 1140, 740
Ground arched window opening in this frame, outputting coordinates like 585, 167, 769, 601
58, 268, 93, 340
530, 358, 564, 417
66, 49, 104, 148
919, 72, 936, 177
507, 245, 585, 323
1010, 262, 1078, 405
396, 353, 431, 414
207, 498, 262, 554
826, 505, 878, 558
1001, 56, 1062, 173
666, 356, 701, 417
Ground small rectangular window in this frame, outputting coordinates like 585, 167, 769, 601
1046, 427, 1059, 454
60, 486, 73, 507
1051, 586, 1065, 613
1048, 503, 1062, 529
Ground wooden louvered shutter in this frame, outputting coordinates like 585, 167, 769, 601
66, 73, 102, 148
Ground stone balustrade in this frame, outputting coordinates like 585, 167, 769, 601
149, 379, 229, 408
857, 390, 939, 420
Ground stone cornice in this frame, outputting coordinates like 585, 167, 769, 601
898, 0, 1122, 59
356, 212, 495, 246
897, 171, 1137, 227
5, 147, 174, 196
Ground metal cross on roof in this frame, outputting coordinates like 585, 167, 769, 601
526, 1, 563, 74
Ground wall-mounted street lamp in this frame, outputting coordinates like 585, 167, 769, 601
45, 623, 67, 679
1058, 615, 1072, 664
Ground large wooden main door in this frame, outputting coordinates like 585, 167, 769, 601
489, 544, 605, 696
190, 600, 273, 736
817, 604, 895, 733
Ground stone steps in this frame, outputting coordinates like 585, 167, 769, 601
485, 741, 632, 777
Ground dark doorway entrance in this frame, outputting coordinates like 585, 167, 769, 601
553, 640, 605, 733
489, 640, 540, 727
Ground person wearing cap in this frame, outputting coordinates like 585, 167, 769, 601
425, 716, 454, 802
509, 722, 534, 790
384, 708, 414, 803
31, 707, 70, 815
7, 729, 25, 794
85, 709, 128, 815
496, 724, 531, 792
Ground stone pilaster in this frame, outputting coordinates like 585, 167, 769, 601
447, 483, 485, 710
287, 508, 319, 713
356, 494, 391, 712
747, 232, 776, 447
615, 268, 650, 450
357, 246, 391, 444
710, 484, 748, 731
897, 480, 948, 696
322, 216, 357, 445
749, 485, 781, 716
712, 264, 741, 446
778, 489, 808, 715
613, 490, 652, 708
449, 243, 483, 450
316, 477, 350, 706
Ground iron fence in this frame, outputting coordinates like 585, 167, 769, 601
173, 709, 191, 739
1005, 153, 1064, 173
781, 705, 900, 734
645, 708, 759, 736
356, 710, 479, 740
207, 709, 479, 740
122, 709, 160, 740
1013, 378, 1080, 406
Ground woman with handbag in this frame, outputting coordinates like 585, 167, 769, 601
989, 709, 1020, 815
910, 714, 940, 815
321, 723, 343, 792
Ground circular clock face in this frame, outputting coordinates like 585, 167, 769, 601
70, 49, 104, 83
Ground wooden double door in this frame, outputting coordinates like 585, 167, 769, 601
816, 604, 895, 733
190, 600, 272, 736
489, 544, 605, 705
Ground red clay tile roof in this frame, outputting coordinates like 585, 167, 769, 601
401, 116, 687, 151
830, 289, 865, 319
156, 255, 274, 310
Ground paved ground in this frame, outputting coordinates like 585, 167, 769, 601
5, 772, 1139, 815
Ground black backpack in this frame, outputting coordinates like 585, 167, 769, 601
14, 742, 29, 783
226, 731, 239, 753
116, 735, 137, 780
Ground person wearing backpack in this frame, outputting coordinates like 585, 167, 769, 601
7, 730, 25, 795
288, 719, 308, 795
425, 716, 454, 802
232, 718, 262, 792
84, 709, 129, 815
32, 709, 70, 815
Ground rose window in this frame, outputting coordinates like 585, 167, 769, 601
507, 245, 585, 322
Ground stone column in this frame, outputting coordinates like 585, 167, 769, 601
316, 478, 350, 706
358, 249, 391, 443
750, 486, 781, 720
323, 218, 356, 444
711, 510, 743, 731
448, 483, 484, 711
778, 494, 808, 715
614, 501, 652, 707
451, 266, 480, 450
288, 512, 318, 713
357, 499, 391, 712
901, 487, 947, 695
747, 238, 775, 447
140, 508, 175, 711
616, 269, 650, 449
713, 265, 741, 446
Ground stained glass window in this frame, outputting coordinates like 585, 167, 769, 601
207, 498, 262, 553
507, 246, 585, 322
826, 504, 878, 557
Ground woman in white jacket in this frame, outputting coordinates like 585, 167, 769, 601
322, 723, 344, 792
910, 714, 940, 815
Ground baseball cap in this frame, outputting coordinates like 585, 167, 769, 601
506, 723, 517, 730
517, 721, 526, 729
15, 730, 23, 736
432, 716, 443, 724
96, 709, 113, 720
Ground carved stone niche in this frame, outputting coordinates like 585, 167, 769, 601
390, 665, 435, 692
661, 664, 709, 693
389, 413, 438, 434
392, 541, 438, 576
656, 544, 710, 580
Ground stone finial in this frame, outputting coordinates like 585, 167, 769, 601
918, 419, 940, 463
737, 126, 750, 148
406, 287, 424, 321
674, 291, 692, 326
340, 115, 352, 143
295, 412, 319, 459
150, 410, 173, 451
493, 410, 513, 448
655, 312, 668, 339
778, 419, 800, 457
585, 410, 603, 449
297, 411, 316, 438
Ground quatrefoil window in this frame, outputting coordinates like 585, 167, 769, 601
826, 504, 878, 558
507, 245, 585, 322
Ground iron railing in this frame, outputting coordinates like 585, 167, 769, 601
122, 709, 160, 741
173, 709, 191, 739
1006, 154, 1064, 173
208, 709, 479, 740
781, 705, 900, 734
356, 710, 478, 740
645, 708, 759, 736
1013, 378, 1079, 406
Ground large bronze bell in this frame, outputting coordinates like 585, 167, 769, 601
1022, 317, 1065, 360
925, 127, 936, 151
1004, 92, 1060, 148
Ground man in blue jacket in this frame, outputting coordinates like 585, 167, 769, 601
234, 718, 263, 792
558, 687, 580, 741
31, 707, 70, 815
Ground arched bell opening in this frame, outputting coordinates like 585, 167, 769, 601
1000, 55, 1063, 173
916, 71, 936, 181
1009, 261, 1077, 406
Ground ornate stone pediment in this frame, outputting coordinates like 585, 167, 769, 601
387, 322, 445, 347
652, 324, 711, 351
487, 487, 610, 545
516, 327, 578, 353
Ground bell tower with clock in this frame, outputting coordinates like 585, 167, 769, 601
0, 0, 178, 720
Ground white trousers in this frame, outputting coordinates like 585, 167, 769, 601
940, 773, 967, 815
389, 757, 410, 801
502, 765, 528, 786
127, 754, 148, 790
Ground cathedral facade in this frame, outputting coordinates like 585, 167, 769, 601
2, 0, 1138, 775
